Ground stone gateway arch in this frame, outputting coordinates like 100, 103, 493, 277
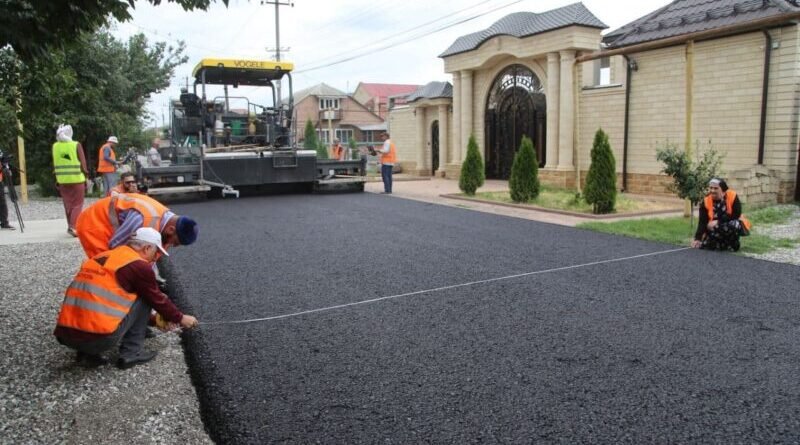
485, 64, 546, 179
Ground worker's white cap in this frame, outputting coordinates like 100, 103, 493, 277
107, 136, 119, 144
131, 227, 169, 256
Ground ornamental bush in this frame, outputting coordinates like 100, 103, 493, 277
509, 135, 540, 202
459, 134, 484, 196
583, 128, 617, 214
303, 119, 317, 150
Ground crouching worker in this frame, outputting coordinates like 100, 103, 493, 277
54, 228, 199, 369
691, 178, 751, 252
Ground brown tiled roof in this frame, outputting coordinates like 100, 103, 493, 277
604, 0, 800, 48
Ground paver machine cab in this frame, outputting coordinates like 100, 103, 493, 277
144, 58, 365, 197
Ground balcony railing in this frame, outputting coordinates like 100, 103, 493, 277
318, 109, 342, 121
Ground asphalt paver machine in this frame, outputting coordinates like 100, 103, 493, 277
141, 58, 366, 197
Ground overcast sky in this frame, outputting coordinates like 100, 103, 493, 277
114, 0, 669, 126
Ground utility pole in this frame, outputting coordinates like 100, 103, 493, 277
262, 0, 293, 106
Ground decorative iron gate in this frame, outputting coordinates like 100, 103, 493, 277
431, 120, 439, 175
485, 65, 546, 179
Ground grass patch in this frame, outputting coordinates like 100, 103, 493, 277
472, 186, 678, 214
578, 204, 800, 254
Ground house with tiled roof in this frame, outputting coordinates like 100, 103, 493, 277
352, 83, 421, 119
388, 0, 800, 204
292, 83, 384, 145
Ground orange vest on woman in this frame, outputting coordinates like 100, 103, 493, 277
75, 193, 169, 257
381, 141, 396, 165
97, 143, 116, 173
56, 246, 141, 334
704, 189, 752, 232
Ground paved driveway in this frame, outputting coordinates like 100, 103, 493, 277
167, 193, 800, 443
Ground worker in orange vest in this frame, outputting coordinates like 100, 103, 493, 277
75, 193, 198, 259
54, 227, 199, 369
377, 131, 396, 194
98, 136, 120, 197
110, 172, 141, 196
691, 178, 751, 251
331, 139, 345, 161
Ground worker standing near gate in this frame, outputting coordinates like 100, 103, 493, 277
75, 192, 199, 259
97, 136, 120, 197
377, 132, 396, 194
52, 124, 89, 236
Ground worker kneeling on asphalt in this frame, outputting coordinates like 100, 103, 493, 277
75, 192, 198, 259
54, 228, 199, 369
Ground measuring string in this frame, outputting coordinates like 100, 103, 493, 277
200, 247, 691, 326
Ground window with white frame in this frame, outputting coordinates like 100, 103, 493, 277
319, 98, 341, 110
317, 129, 331, 143
335, 129, 353, 143
594, 57, 611, 86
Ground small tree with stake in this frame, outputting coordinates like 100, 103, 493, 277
509, 135, 540, 203
584, 128, 617, 214
459, 134, 484, 196
656, 141, 724, 226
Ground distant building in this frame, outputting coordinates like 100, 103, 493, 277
292, 83, 384, 144
352, 83, 421, 119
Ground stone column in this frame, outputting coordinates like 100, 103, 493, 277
451, 72, 461, 164
415, 105, 427, 175
437, 104, 449, 176
558, 50, 576, 169
546, 52, 560, 169
460, 70, 473, 162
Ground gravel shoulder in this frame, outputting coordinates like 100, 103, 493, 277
0, 198, 211, 444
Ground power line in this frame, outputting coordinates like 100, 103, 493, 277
306, 0, 497, 67
295, 0, 524, 74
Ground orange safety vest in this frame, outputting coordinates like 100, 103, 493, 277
75, 193, 169, 258
332, 144, 343, 159
380, 141, 396, 165
97, 143, 117, 173
704, 189, 752, 233
56, 246, 142, 334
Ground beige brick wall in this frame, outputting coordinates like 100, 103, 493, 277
386, 107, 416, 165
578, 87, 626, 171
626, 45, 687, 175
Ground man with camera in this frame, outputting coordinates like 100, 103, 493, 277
0, 150, 15, 230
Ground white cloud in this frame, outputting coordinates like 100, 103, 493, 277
116, 0, 670, 127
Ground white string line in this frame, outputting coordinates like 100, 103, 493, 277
201, 247, 691, 326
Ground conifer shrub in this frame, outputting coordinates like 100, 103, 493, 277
303, 119, 317, 150
509, 135, 540, 202
459, 134, 484, 196
583, 128, 617, 214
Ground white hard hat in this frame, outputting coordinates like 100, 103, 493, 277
107, 136, 119, 144
131, 227, 169, 256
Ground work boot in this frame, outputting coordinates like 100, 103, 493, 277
116, 350, 158, 370
76, 351, 109, 368
1, 224, 14, 230
145, 327, 158, 339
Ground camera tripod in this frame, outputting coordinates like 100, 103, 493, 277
2, 165, 24, 233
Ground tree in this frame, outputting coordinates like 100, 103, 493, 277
0, 0, 227, 61
316, 140, 329, 160
656, 141, 724, 225
459, 134, 484, 196
302, 119, 318, 151
583, 129, 617, 214
0, 29, 187, 195
509, 135, 540, 203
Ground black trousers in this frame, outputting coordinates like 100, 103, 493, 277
0, 180, 9, 226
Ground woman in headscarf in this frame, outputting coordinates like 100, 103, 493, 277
691, 178, 745, 251
52, 124, 89, 236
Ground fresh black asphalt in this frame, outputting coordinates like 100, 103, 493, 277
163, 193, 800, 444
